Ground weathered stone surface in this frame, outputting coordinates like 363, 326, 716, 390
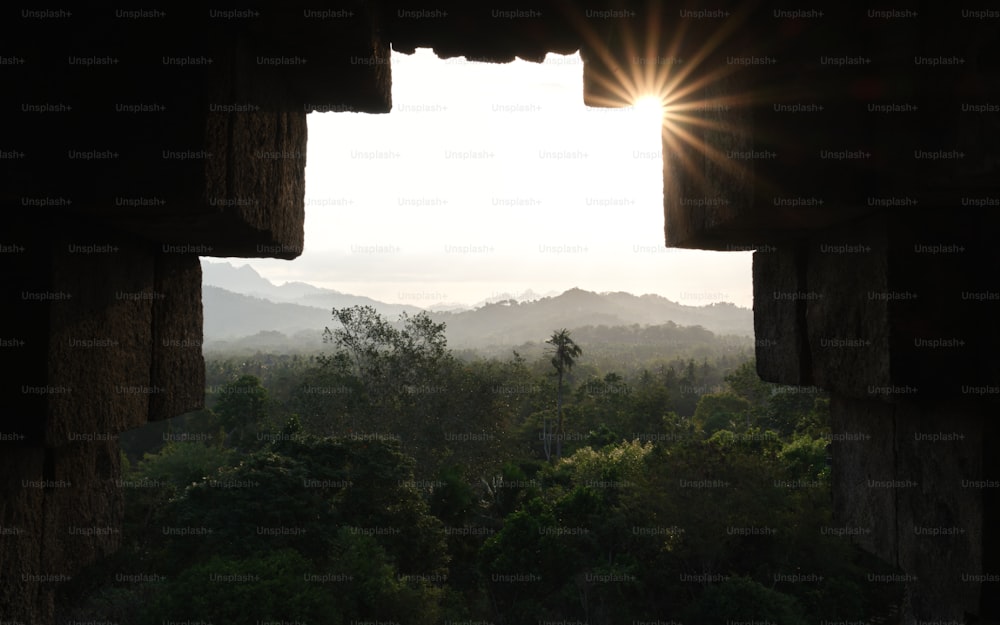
648, 7, 999, 248
805, 215, 891, 398
199, 38, 308, 258
758, 210, 1000, 401
150, 253, 205, 421
831, 394, 985, 621
46, 231, 155, 443
753, 245, 810, 385
387, 2, 579, 61
41, 441, 124, 619
885, 212, 1000, 399
829, 394, 897, 565
660, 65, 753, 249
0, 442, 122, 624
248, 4, 393, 114
0, 448, 46, 622
2, 230, 51, 447
893, 401, 982, 620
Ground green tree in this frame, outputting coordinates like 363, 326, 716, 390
779, 434, 830, 482
323, 306, 449, 389
545, 329, 582, 460
724, 360, 771, 409
321, 306, 467, 480
144, 549, 341, 624
430, 465, 477, 527
693, 392, 751, 436
684, 576, 806, 624
291, 351, 363, 436
214, 374, 269, 450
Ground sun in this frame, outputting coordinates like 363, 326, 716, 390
568, 0, 760, 195
630, 94, 667, 126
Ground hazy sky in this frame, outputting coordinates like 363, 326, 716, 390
206, 48, 753, 308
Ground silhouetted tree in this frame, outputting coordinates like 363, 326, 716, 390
545, 329, 582, 460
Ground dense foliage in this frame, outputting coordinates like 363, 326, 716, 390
58, 307, 904, 623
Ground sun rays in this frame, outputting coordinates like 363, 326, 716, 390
565, 2, 765, 200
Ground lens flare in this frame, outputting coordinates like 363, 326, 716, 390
561, 0, 766, 200
631, 94, 667, 124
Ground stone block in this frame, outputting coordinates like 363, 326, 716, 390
805, 215, 891, 398
832, 394, 984, 620
830, 394, 897, 565
753, 245, 810, 385
150, 252, 205, 421
0, 448, 47, 622
46, 231, 156, 443
893, 400, 982, 619
41, 441, 124, 590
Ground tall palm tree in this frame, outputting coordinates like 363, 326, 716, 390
546, 329, 582, 460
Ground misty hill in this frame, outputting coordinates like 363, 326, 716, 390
201, 260, 423, 317
461, 321, 753, 365
202, 279, 753, 356
202, 286, 331, 341
471, 289, 558, 309
433, 287, 752, 348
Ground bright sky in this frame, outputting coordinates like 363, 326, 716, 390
207, 48, 753, 309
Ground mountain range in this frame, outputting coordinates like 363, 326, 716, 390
200, 261, 754, 352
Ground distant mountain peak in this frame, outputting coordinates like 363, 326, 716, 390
475, 289, 555, 308
278, 280, 332, 294
202, 261, 349, 302
202, 260, 273, 291
558, 287, 603, 300
201, 278, 755, 349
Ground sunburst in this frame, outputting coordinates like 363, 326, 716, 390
563, 1, 768, 210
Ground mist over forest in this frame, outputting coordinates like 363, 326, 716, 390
201, 260, 754, 354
